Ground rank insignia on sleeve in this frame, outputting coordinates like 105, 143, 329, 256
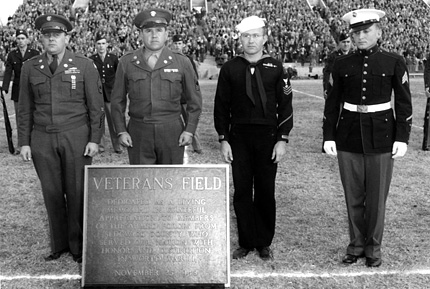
283, 78, 292, 95
402, 71, 408, 84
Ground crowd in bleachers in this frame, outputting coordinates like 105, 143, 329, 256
1, 0, 430, 69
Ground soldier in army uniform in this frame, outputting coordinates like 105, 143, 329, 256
18, 14, 104, 263
90, 32, 122, 154
1, 29, 39, 154
323, 9, 412, 267
111, 8, 202, 164
423, 57, 430, 150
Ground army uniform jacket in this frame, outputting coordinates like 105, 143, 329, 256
18, 50, 104, 146
323, 46, 412, 154
89, 52, 118, 102
214, 55, 293, 142
323, 48, 353, 94
111, 47, 202, 135
2, 47, 40, 101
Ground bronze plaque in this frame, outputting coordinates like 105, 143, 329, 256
82, 165, 230, 287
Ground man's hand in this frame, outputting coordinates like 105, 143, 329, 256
220, 141, 233, 163
426, 87, 430, 98
84, 142, 99, 157
20, 145, 32, 161
179, 131, 193, 147
392, 141, 407, 159
118, 132, 133, 147
272, 141, 287, 163
323, 140, 337, 156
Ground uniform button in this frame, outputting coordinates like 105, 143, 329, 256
362, 96, 366, 100
363, 71, 368, 75
365, 56, 369, 59
363, 79, 367, 83
364, 63, 368, 67
362, 87, 366, 91
382, 73, 386, 76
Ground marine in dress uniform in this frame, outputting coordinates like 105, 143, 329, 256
18, 14, 104, 263
323, 9, 412, 267
422, 58, 430, 150
322, 33, 353, 98
111, 8, 202, 164
214, 16, 293, 261
90, 32, 121, 153
1, 29, 39, 154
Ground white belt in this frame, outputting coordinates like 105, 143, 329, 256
343, 101, 391, 113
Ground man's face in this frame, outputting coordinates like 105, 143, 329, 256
351, 24, 381, 50
240, 27, 267, 56
172, 40, 184, 53
41, 31, 68, 55
140, 26, 168, 52
96, 39, 108, 54
16, 34, 28, 49
339, 37, 351, 53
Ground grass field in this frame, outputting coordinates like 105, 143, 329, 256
1, 78, 429, 289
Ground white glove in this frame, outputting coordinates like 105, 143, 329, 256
392, 141, 407, 159
323, 140, 337, 156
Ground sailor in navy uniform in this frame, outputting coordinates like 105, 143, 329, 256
323, 9, 412, 267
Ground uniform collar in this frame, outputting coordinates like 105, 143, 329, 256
357, 45, 379, 57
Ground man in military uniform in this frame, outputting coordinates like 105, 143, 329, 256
18, 14, 104, 263
171, 34, 203, 154
214, 16, 293, 261
323, 9, 412, 267
90, 32, 121, 154
423, 57, 430, 150
111, 8, 202, 164
1, 29, 39, 154
322, 32, 353, 98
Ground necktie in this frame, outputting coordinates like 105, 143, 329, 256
147, 54, 158, 69
246, 63, 268, 116
50, 54, 58, 74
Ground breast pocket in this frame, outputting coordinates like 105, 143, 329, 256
159, 72, 182, 101
371, 68, 393, 97
30, 76, 50, 104
339, 71, 361, 92
129, 72, 149, 100
371, 111, 394, 149
61, 74, 84, 100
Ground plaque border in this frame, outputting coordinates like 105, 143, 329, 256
82, 164, 230, 287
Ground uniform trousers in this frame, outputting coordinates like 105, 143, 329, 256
127, 117, 184, 164
31, 124, 92, 255
337, 151, 394, 259
100, 102, 121, 151
230, 124, 277, 249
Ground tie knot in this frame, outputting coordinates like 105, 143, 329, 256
52, 54, 57, 59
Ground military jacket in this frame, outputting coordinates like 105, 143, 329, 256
323, 46, 412, 154
18, 50, 104, 146
214, 55, 293, 142
322, 48, 353, 94
2, 47, 40, 101
111, 47, 202, 135
89, 52, 118, 102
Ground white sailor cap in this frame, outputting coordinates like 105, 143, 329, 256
236, 16, 266, 33
342, 9, 385, 32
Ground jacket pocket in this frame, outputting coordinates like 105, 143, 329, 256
159, 72, 182, 101
371, 111, 394, 148
61, 74, 84, 99
30, 76, 50, 103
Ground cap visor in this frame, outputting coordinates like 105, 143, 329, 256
351, 23, 374, 33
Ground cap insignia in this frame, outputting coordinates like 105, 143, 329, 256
47, 16, 52, 21
352, 12, 357, 17
150, 11, 156, 17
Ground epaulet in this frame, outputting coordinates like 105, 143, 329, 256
172, 50, 187, 59
75, 53, 90, 60
122, 50, 135, 57
25, 54, 40, 62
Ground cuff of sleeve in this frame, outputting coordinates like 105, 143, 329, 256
182, 131, 194, 137
277, 134, 289, 143
219, 134, 229, 143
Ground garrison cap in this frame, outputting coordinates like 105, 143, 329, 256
172, 34, 183, 42
16, 29, 28, 38
35, 14, 73, 33
95, 31, 107, 42
338, 32, 350, 42
342, 9, 385, 32
133, 8, 172, 29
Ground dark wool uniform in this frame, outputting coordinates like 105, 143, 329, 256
323, 46, 412, 260
322, 48, 353, 97
214, 55, 293, 250
111, 47, 202, 164
2, 47, 40, 101
18, 49, 104, 256
422, 58, 430, 150
90, 52, 121, 151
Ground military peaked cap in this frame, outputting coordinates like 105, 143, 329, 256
133, 8, 172, 29
35, 14, 73, 33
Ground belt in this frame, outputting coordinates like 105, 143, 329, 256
33, 118, 88, 133
343, 101, 391, 113
130, 114, 180, 124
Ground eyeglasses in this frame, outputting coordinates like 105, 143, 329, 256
241, 33, 264, 40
